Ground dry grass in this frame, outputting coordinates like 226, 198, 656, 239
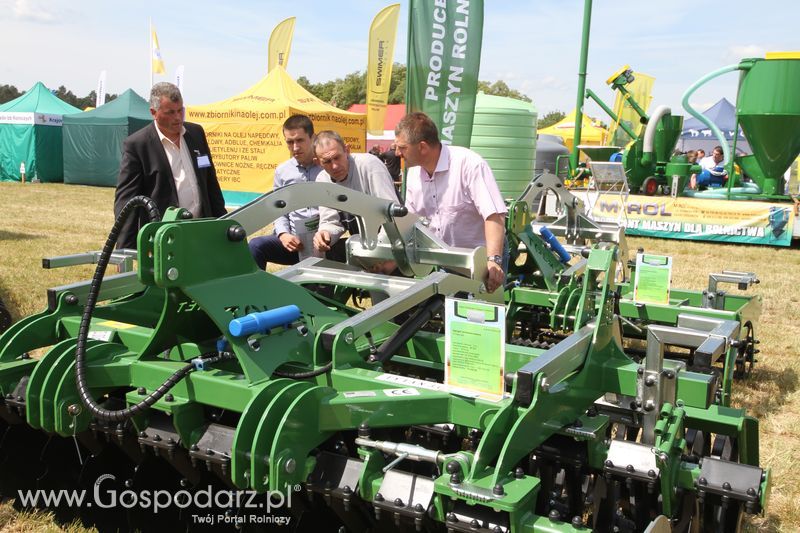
0, 504, 94, 533
626, 236, 800, 532
0, 183, 116, 320
0, 182, 798, 531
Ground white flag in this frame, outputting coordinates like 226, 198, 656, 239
174, 65, 185, 93
96, 70, 107, 107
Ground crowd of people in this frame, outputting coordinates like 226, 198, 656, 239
114, 82, 508, 293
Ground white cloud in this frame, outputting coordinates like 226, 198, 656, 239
724, 45, 766, 63
11, 0, 57, 22
523, 76, 570, 92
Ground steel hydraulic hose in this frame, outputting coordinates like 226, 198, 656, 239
73, 196, 232, 422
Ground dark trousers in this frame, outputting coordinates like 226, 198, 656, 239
249, 235, 348, 270
248, 235, 298, 270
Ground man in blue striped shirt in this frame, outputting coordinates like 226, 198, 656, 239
249, 115, 323, 270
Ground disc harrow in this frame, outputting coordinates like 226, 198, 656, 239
0, 176, 769, 531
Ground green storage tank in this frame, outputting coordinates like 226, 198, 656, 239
469, 92, 537, 200
736, 56, 800, 195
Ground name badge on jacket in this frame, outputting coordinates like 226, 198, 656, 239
196, 154, 211, 168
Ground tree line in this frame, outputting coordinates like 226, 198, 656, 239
0, 84, 117, 109
296, 64, 563, 128
1, 68, 566, 127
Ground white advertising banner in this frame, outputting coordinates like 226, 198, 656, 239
0, 112, 63, 126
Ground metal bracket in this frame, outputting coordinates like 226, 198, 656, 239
704, 271, 760, 310
221, 181, 405, 250
43, 249, 138, 273
605, 439, 660, 483
640, 317, 739, 444
373, 470, 435, 525
46, 272, 144, 311
697, 456, 763, 514
321, 270, 498, 350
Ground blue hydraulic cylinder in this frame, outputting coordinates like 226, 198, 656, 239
539, 227, 571, 264
228, 305, 301, 337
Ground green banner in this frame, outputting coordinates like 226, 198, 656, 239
406, 0, 483, 147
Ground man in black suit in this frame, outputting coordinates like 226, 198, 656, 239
114, 82, 226, 249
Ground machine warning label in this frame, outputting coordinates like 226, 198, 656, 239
88, 331, 114, 341
374, 373, 481, 399
343, 391, 377, 398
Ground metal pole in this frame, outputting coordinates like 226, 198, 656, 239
149, 18, 153, 93
585, 89, 638, 140
615, 85, 650, 122
571, 0, 593, 171
727, 107, 742, 199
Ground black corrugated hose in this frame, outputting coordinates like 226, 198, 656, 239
73, 195, 233, 422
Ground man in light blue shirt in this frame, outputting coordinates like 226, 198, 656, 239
249, 115, 323, 270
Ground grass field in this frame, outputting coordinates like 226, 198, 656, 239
0, 182, 798, 532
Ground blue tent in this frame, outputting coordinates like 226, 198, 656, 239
678, 97, 750, 154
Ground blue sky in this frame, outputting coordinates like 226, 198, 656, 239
2, 0, 797, 119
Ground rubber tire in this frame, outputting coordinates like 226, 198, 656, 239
642, 177, 659, 196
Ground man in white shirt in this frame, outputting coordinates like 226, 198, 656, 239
395, 112, 508, 293
690, 145, 728, 189
114, 82, 225, 249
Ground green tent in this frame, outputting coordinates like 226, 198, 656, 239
63, 89, 152, 186
0, 82, 80, 182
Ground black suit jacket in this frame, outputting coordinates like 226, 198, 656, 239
114, 121, 226, 249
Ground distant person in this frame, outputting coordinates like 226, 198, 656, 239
394, 112, 508, 293
379, 143, 402, 187
248, 114, 323, 270
369, 145, 382, 157
114, 82, 225, 249
311, 131, 399, 256
696, 149, 706, 161
690, 146, 727, 189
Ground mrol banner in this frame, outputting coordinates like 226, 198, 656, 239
406, 0, 483, 147
588, 194, 795, 246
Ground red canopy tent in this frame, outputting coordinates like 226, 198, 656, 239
347, 103, 405, 152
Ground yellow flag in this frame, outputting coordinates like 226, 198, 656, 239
268, 17, 296, 72
367, 4, 400, 136
609, 70, 655, 146
152, 27, 165, 74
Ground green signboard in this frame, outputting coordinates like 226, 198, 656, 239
444, 298, 505, 401
634, 253, 672, 305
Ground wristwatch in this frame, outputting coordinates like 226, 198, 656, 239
488, 254, 503, 266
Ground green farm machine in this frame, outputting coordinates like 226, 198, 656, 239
0, 174, 768, 532
570, 1, 800, 198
